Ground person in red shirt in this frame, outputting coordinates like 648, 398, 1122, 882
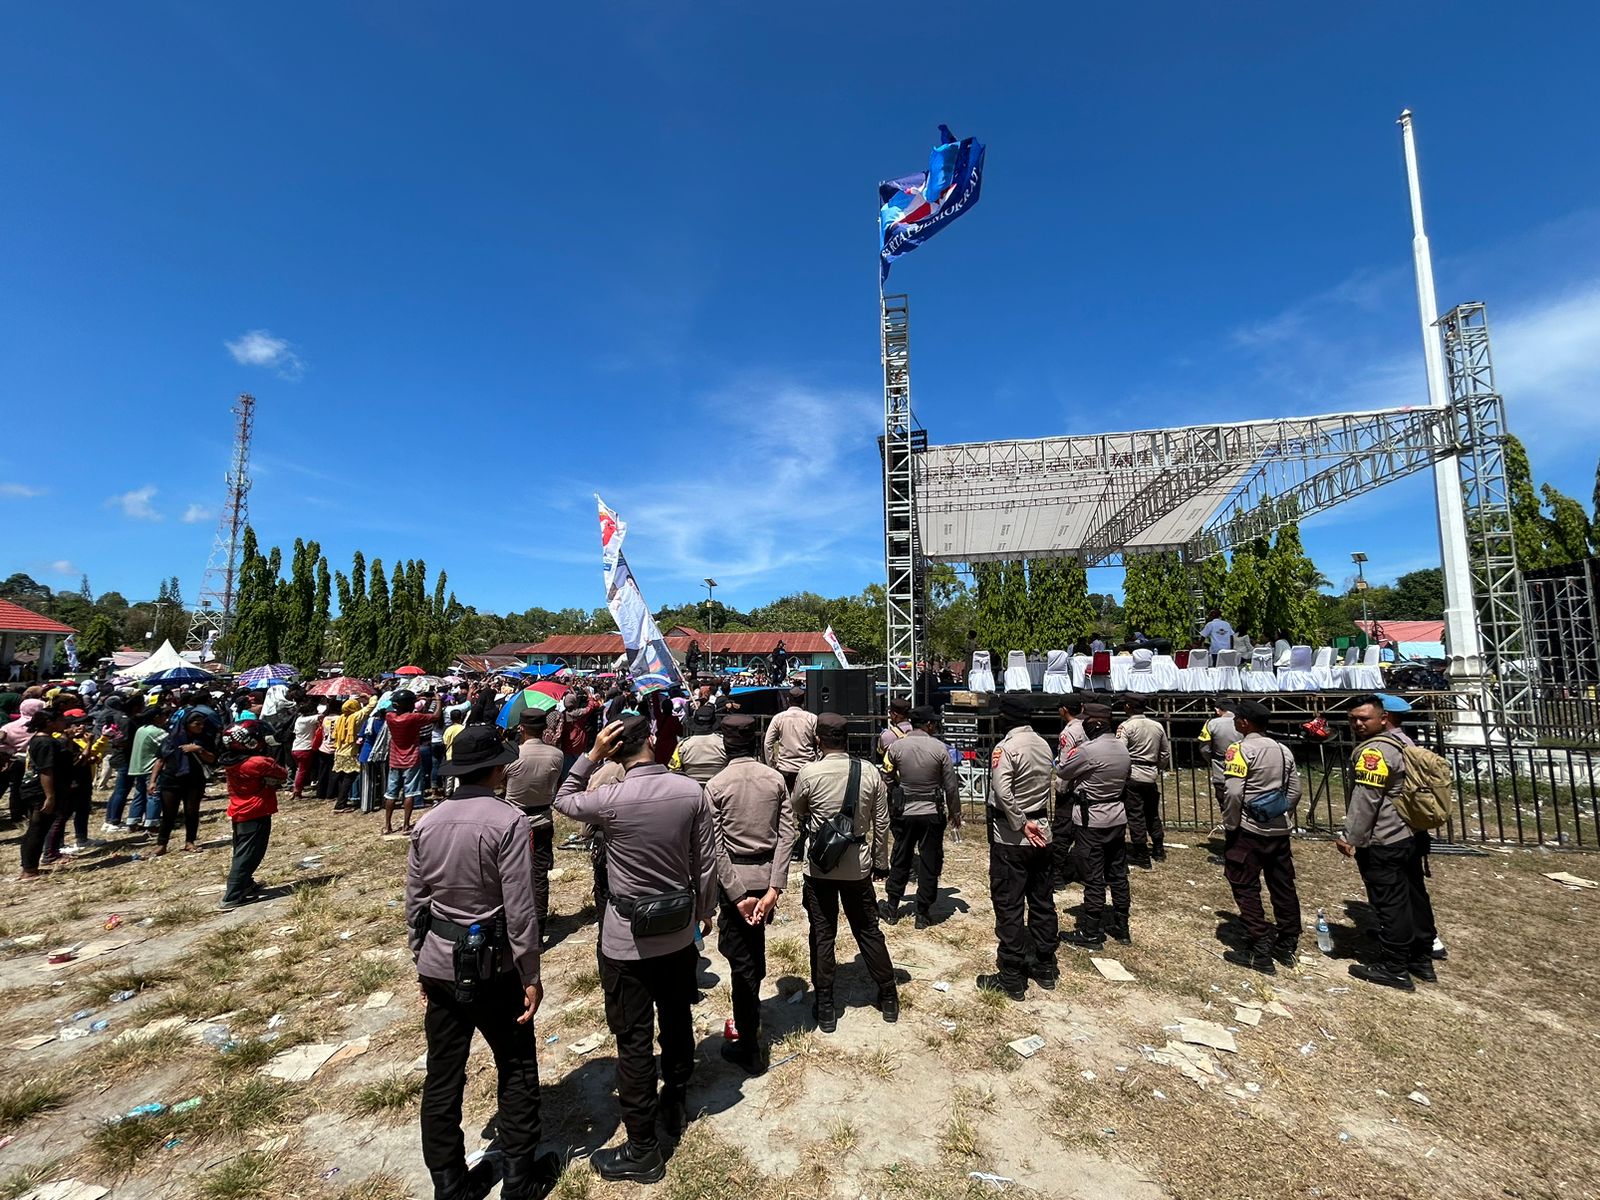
383, 689, 437, 835
219, 721, 288, 910
546, 689, 602, 774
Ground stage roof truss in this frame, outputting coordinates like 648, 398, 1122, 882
915, 405, 1460, 565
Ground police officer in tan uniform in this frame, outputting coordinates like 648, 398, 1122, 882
1217, 699, 1302, 973
790, 712, 897, 1032
764, 686, 819, 792
878, 705, 961, 929
504, 710, 565, 930
1051, 697, 1087, 888
1117, 697, 1171, 868
977, 699, 1057, 1000
670, 712, 728, 785
1058, 703, 1134, 949
1337, 695, 1438, 992
704, 715, 795, 1073
1198, 698, 1241, 819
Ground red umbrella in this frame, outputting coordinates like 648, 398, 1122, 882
394, 665, 425, 676
307, 676, 375, 697
529, 682, 568, 703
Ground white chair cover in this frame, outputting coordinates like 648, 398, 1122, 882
1212, 649, 1243, 693
1234, 634, 1254, 661
1182, 648, 1213, 692
1151, 653, 1183, 691
1042, 650, 1073, 694
1003, 650, 1033, 692
1278, 644, 1321, 691
1242, 647, 1280, 692
968, 651, 995, 693
1070, 654, 1091, 689
1027, 653, 1047, 689
1127, 648, 1160, 693
1346, 645, 1384, 690
1311, 647, 1337, 689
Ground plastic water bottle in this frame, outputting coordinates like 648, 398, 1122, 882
1315, 909, 1333, 955
694, 927, 705, 952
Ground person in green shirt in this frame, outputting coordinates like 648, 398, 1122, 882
126, 720, 166, 832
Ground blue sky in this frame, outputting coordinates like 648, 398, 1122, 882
4, 4, 1598, 615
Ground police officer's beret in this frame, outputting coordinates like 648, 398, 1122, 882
1375, 693, 1413, 713
909, 705, 940, 725
1235, 699, 1274, 726
1081, 702, 1113, 723
720, 714, 758, 750
816, 712, 850, 736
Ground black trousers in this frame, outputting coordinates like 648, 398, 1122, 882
19, 797, 53, 873
599, 942, 697, 1151
1071, 824, 1129, 930
885, 812, 946, 913
1356, 836, 1438, 971
528, 821, 554, 925
718, 893, 768, 1043
989, 842, 1058, 984
1223, 829, 1300, 949
1125, 781, 1162, 850
802, 876, 895, 1000
223, 816, 272, 904
6, 759, 24, 823
420, 973, 542, 1173
157, 777, 205, 848
1049, 802, 1077, 885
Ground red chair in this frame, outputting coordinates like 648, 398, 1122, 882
1174, 649, 1190, 669
1088, 650, 1112, 690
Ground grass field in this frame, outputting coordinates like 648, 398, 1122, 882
0, 785, 1596, 1200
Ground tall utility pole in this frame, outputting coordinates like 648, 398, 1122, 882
1398, 111, 1482, 681
704, 578, 717, 666
188, 393, 256, 660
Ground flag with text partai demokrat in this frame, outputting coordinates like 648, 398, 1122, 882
879, 125, 986, 283
596, 496, 684, 687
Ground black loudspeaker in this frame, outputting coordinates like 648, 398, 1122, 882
806, 668, 873, 717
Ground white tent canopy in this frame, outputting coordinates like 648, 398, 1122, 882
120, 640, 194, 680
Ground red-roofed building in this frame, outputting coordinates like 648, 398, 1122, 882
495, 626, 849, 671
0, 599, 77, 680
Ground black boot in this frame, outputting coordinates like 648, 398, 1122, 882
1222, 940, 1276, 974
1151, 839, 1166, 862
430, 1166, 469, 1200
1271, 940, 1298, 969
1060, 925, 1105, 950
879, 984, 899, 1023
877, 899, 900, 925
1026, 961, 1059, 990
914, 909, 931, 930
813, 995, 837, 1034
591, 1142, 666, 1184
1127, 843, 1153, 870
975, 972, 1026, 1001
501, 1152, 562, 1200
1407, 960, 1438, 983
659, 1086, 688, 1140
1109, 910, 1132, 946
720, 1038, 769, 1076
1349, 962, 1416, 992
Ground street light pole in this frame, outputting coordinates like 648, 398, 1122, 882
1351, 553, 1371, 643
704, 578, 717, 669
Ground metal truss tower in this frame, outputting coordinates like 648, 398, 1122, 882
1438, 304, 1536, 734
881, 294, 923, 702
187, 393, 256, 659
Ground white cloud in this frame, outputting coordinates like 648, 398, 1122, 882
225, 329, 305, 379
0, 482, 45, 498
108, 485, 162, 521
45, 560, 77, 576
182, 503, 214, 524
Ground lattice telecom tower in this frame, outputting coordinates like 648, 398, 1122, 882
880, 294, 927, 702
187, 393, 256, 659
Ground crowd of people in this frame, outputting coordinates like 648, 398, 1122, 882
0, 669, 1448, 1200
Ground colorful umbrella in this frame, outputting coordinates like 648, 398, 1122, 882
307, 676, 375, 697
633, 672, 675, 694
145, 665, 215, 684
395, 674, 444, 692
394, 665, 425, 676
497, 683, 568, 728
237, 664, 298, 688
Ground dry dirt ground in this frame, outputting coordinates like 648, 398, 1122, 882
1, 785, 1597, 1200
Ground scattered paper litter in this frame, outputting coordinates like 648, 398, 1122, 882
1543, 871, 1598, 890
115, 1015, 188, 1045
257, 1135, 291, 1154
1408, 1090, 1431, 1107
408, 1052, 428, 1072
12, 934, 46, 946
16, 1182, 110, 1200
364, 991, 394, 1010
1080, 1070, 1096, 1081
190, 884, 226, 895
932, 981, 951, 993
40, 939, 129, 972
266, 1013, 285, 1030
323, 1036, 371, 1071
548, 868, 567, 881
569, 1032, 607, 1056
261, 1042, 342, 1083
1090, 957, 1136, 982
11, 1033, 57, 1051
1263, 1000, 1292, 1019
1007, 1034, 1045, 1059
248, 946, 282, 961
1145, 1040, 1221, 1088
1233, 1006, 1262, 1027
968, 1172, 1014, 1190
1178, 1019, 1237, 1053
939, 1020, 959, 1031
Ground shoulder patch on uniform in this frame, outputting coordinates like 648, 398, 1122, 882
1354, 746, 1390, 788
1062, 745, 1080, 762
990, 746, 1003, 770
1223, 742, 1248, 778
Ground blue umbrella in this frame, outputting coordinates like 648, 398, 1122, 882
237, 664, 297, 687
633, 672, 676, 694
146, 665, 215, 684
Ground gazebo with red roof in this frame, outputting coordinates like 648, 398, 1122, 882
0, 598, 77, 679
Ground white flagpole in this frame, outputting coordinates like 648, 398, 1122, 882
1398, 109, 1482, 679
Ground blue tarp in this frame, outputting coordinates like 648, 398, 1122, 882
506, 663, 565, 677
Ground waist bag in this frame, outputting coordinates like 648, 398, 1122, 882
612, 889, 696, 939
808, 759, 864, 873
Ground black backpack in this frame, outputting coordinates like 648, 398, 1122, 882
807, 759, 864, 873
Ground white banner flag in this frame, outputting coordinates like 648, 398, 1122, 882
597, 496, 683, 686
823, 625, 850, 668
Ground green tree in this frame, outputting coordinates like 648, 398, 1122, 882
972, 562, 1003, 653
77, 611, 119, 664
1223, 539, 1269, 639
1260, 524, 1318, 642
0, 573, 51, 608
925, 563, 976, 661
1388, 569, 1445, 620
227, 529, 280, 669
1028, 557, 1094, 651
1542, 484, 1592, 566
78, 574, 93, 604
1123, 552, 1191, 645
